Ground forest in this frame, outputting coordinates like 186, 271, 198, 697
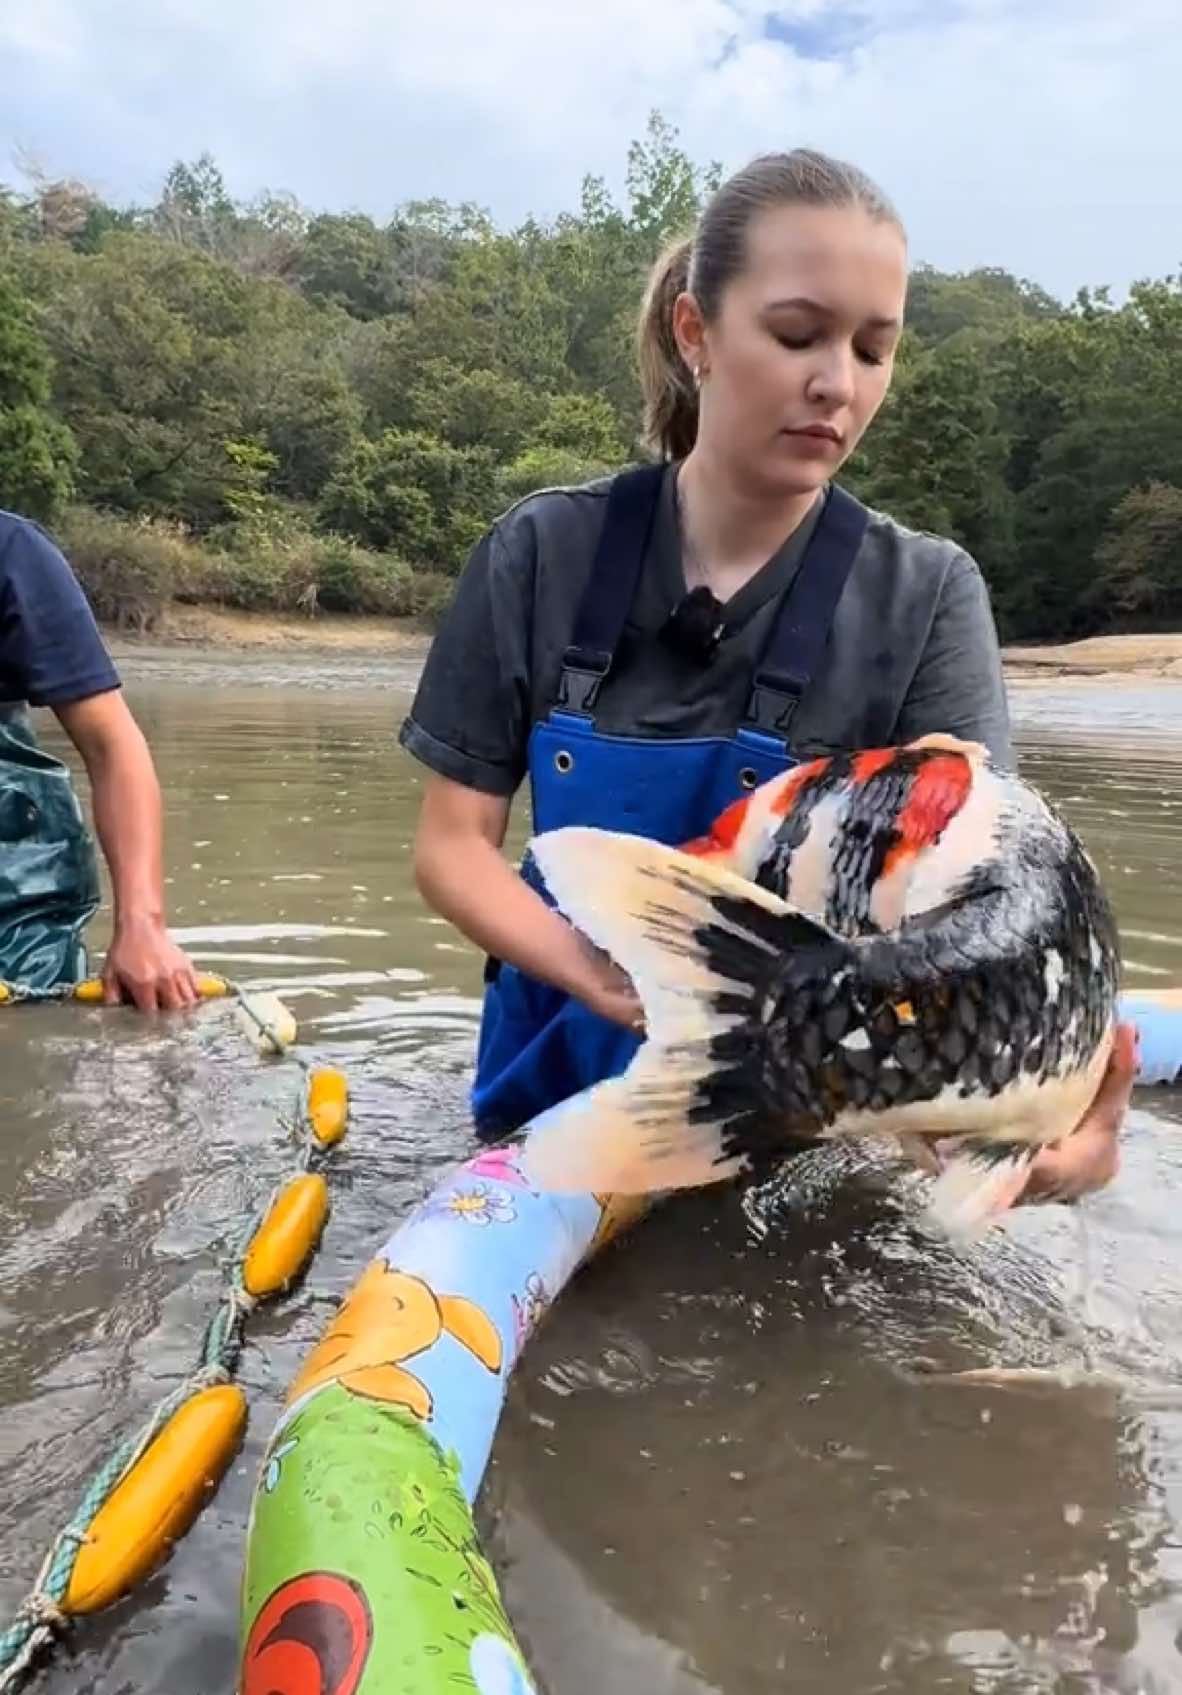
2, 113, 1179, 642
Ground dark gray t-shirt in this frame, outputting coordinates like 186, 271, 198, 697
399, 465, 1012, 796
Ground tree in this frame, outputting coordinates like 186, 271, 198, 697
846, 335, 1015, 599
297, 213, 401, 319
408, 359, 542, 458
0, 272, 77, 519
905, 264, 1061, 344
410, 233, 570, 390
28, 234, 260, 525
318, 429, 498, 565
1093, 483, 1182, 623
625, 111, 721, 246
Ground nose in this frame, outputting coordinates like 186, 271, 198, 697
805, 342, 857, 409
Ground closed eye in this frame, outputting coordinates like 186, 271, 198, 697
774, 333, 886, 366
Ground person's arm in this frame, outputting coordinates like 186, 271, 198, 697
399, 511, 642, 1031
0, 517, 197, 1011
412, 774, 641, 1028
53, 690, 199, 1011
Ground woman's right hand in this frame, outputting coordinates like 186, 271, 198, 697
569, 932, 646, 1034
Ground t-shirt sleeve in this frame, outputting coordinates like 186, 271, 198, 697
892, 548, 1014, 769
0, 518, 121, 707
397, 521, 534, 797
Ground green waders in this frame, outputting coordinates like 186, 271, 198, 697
0, 702, 101, 991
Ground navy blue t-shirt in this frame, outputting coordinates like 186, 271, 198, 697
0, 511, 120, 708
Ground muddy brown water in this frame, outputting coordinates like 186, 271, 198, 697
5, 655, 1182, 1693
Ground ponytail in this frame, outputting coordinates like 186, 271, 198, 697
636, 234, 698, 461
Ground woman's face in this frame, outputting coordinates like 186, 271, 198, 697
676, 203, 907, 498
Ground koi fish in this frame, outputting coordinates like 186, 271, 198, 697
517, 734, 1121, 1238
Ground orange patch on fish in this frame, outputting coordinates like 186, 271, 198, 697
770, 758, 829, 817
883, 753, 974, 877
680, 793, 752, 859
851, 747, 899, 784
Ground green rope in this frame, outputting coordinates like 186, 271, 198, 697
0, 983, 340, 1690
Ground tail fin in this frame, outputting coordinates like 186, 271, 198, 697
924, 1139, 1037, 1240
517, 828, 849, 1195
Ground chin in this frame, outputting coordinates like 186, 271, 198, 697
753, 456, 833, 500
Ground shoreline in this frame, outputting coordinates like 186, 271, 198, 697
1003, 633, 1182, 685
103, 604, 434, 660
101, 607, 1182, 687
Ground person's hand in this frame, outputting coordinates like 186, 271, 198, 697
1014, 1020, 1138, 1204
101, 916, 202, 1012
569, 932, 646, 1033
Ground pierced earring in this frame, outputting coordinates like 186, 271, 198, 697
692, 365, 703, 389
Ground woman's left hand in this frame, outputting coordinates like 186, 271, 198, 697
1014, 1020, 1138, 1205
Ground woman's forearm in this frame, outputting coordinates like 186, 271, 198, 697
412, 775, 641, 1031
56, 693, 166, 929
54, 691, 198, 1009
416, 831, 601, 999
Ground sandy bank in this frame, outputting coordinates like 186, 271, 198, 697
1003, 633, 1182, 683
103, 604, 433, 660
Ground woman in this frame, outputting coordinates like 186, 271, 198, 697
0, 508, 199, 1010
400, 147, 1134, 1206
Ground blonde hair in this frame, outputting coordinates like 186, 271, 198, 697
636, 148, 904, 460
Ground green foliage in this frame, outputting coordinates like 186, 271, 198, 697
408, 360, 543, 457
319, 428, 498, 565
61, 503, 419, 625
210, 523, 415, 616
221, 438, 281, 523
1093, 483, 1182, 623
0, 271, 77, 519
55, 505, 215, 631
625, 111, 722, 246
496, 446, 613, 509
904, 263, 1060, 342
848, 334, 1017, 614
2, 119, 1181, 641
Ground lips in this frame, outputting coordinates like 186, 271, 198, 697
783, 424, 843, 446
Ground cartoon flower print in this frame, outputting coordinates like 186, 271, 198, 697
430, 1182, 516, 1227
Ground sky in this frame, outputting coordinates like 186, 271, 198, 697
1, 0, 1179, 301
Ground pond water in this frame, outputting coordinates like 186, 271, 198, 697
4, 655, 1182, 1693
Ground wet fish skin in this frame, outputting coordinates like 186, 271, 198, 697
517, 735, 1122, 1239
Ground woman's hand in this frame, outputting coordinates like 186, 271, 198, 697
412, 773, 646, 1033
102, 915, 201, 1012
568, 932, 645, 1033
1014, 1020, 1138, 1204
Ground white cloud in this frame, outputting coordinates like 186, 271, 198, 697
0, 0, 1178, 298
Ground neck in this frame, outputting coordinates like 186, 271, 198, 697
677, 445, 822, 589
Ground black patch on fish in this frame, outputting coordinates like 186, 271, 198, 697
826, 748, 933, 937
754, 754, 852, 901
